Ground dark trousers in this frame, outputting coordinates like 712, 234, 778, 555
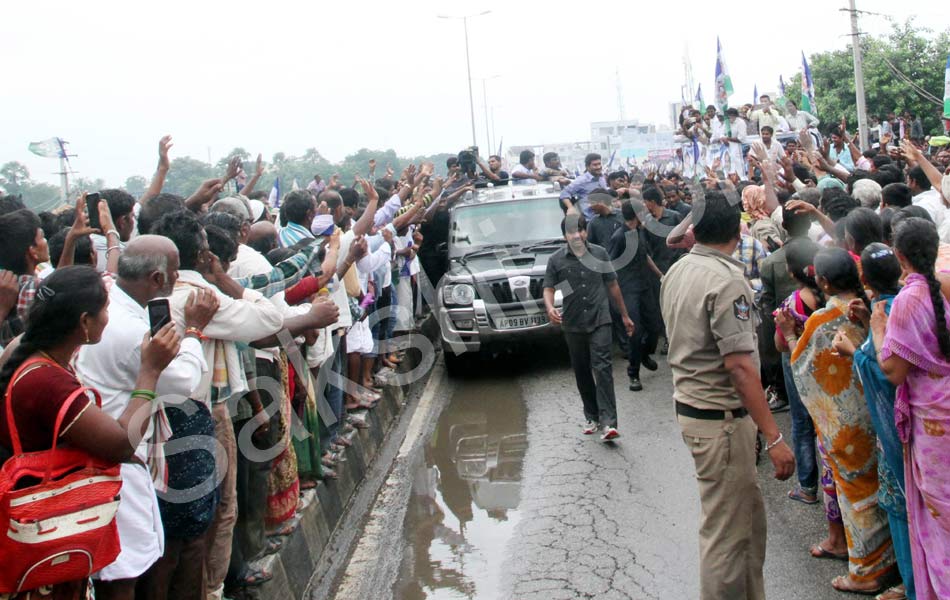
563, 324, 617, 428
622, 285, 662, 378
136, 536, 207, 600
610, 306, 630, 355
782, 354, 818, 492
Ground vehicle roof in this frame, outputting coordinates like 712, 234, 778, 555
454, 182, 561, 209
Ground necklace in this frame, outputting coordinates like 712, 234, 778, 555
37, 350, 74, 373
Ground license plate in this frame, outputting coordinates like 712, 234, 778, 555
496, 314, 548, 329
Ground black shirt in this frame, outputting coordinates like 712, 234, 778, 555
607, 224, 656, 292
586, 211, 624, 248
643, 208, 685, 273
543, 243, 616, 333
668, 200, 692, 218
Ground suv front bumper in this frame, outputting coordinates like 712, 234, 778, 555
439, 298, 561, 354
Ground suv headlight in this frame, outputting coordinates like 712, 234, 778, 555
443, 283, 476, 306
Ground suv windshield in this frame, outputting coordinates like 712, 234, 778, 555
449, 197, 563, 257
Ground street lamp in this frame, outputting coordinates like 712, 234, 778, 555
477, 75, 501, 154
437, 10, 491, 148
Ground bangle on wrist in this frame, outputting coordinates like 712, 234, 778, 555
131, 389, 157, 402
107, 245, 121, 253
765, 432, 784, 452
106, 229, 120, 239
184, 326, 207, 340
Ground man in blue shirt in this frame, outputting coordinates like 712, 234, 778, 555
559, 153, 607, 219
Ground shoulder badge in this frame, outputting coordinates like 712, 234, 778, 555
733, 295, 751, 321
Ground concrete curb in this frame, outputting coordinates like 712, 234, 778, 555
331, 360, 447, 600
231, 321, 439, 600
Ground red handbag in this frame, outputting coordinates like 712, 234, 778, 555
0, 357, 122, 593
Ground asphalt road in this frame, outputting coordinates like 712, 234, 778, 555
344, 345, 849, 600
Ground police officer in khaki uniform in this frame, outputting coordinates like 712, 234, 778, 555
660, 190, 795, 600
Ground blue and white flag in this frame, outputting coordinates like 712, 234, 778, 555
753, 83, 758, 105
268, 178, 281, 208
779, 76, 786, 98
28, 137, 66, 158
801, 51, 817, 115
607, 149, 617, 169
714, 37, 733, 111
695, 83, 705, 112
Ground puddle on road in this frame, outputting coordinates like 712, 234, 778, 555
395, 379, 528, 600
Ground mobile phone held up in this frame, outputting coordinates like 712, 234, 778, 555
147, 298, 171, 337
86, 192, 102, 230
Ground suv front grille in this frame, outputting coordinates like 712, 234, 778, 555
481, 277, 544, 304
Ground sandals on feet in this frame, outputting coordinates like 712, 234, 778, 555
811, 543, 848, 560
831, 575, 884, 596
788, 488, 820, 505
240, 566, 273, 587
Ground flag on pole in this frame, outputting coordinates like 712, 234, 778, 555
291, 178, 300, 191
268, 178, 281, 208
753, 83, 758, 105
694, 83, 705, 112
607, 149, 617, 168
779, 76, 786, 98
944, 54, 950, 118
496, 136, 503, 161
801, 51, 817, 115
28, 137, 66, 158
714, 37, 733, 112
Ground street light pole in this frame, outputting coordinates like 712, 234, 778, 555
848, 0, 869, 150
462, 17, 477, 148
482, 77, 491, 153
438, 11, 490, 149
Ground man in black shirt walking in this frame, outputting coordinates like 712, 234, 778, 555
607, 201, 665, 391
543, 214, 634, 441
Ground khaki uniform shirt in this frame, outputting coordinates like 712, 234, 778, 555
660, 244, 759, 410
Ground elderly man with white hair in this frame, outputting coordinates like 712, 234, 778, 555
852, 178, 883, 210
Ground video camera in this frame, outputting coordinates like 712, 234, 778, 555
457, 146, 479, 177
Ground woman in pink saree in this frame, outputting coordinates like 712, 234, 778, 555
875, 218, 950, 600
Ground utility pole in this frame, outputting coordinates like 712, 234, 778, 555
848, 0, 870, 150
438, 11, 491, 149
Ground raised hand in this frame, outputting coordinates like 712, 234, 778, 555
221, 156, 242, 184
254, 153, 264, 177
158, 135, 173, 172
357, 176, 379, 204
70, 195, 99, 237
140, 324, 181, 374
0, 270, 18, 316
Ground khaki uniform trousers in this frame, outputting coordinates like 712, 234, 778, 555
678, 412, 766, 600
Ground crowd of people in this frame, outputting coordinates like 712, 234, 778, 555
545, 111, 948, 598
0, 99, 949, 600
0, 139, 461, 599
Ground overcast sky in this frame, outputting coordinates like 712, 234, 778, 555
2, 0, 945, 187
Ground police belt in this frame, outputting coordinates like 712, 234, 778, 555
675, 401, 748, 420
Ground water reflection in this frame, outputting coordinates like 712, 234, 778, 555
397, 380, 528, 599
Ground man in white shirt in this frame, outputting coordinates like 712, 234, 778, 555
77, 235, 217, 598
511, 149, 543, 185
721, 108, 749, 180
706, 108, 726, 170
783, 99, 820, 132
907, 165, 947, 235
91, 189, 137, 272
149, 210, 285, 599
749, 95, 783, 133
